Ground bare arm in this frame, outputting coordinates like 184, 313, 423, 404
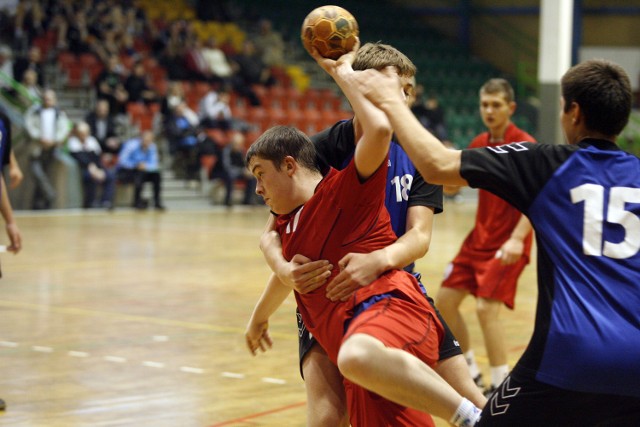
497, 214, 533, 265
311, 43, 392, 180
245, 273, 292, 355
353, 70, 468, 186
260, 216, 332, 293
0, 177, 21, 253
326, 205, 434, 301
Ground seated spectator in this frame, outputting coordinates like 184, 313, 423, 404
124, 61, 158, 105
253, 19, 285, 68
116, 131, 165, 211
230, 40, 276, 88
184, 38, 212, 83
95, 55, 129, 116
213, 131, 256, 207
411, 86, 448, 141
18, 68, 42, 107
0, 45, 15, 96
160, 80, 186, 118
85, 99, 121, 166
67, 121, 116, 209
165, 101, 201, 181
201, 36, 233, 85
13, 45, 45, 87
198, 86, 232, 130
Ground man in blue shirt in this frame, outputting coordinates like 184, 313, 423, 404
354, 58, 640, 426
117, 130, 165, 210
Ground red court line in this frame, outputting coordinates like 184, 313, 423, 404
208, 401, 306, 426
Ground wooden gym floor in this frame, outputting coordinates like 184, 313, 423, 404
0, 201, 537, 426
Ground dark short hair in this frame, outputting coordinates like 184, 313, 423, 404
352, 42, 416, 77
480, 78, 515, 103
561, 59, 631, 136
246, 126, 320, 172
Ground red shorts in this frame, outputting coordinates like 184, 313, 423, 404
341, 297, 441, 426
441, 251, 528, 309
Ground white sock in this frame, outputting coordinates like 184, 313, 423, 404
490, 364, 509, 387
465, 350, 481, 379
450, 398, 482, 427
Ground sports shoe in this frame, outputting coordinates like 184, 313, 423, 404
0, 398, 6, 411
473, 373, 485, 389
484, 385, 498, 398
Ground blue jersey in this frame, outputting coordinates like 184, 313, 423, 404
311, 119, 443, 239
461, 139, 640, 398
0, 112, 12, 180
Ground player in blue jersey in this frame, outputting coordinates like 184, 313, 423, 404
0, 110, 23, 412
247, 42, 485, 425
354, 58, 640, 425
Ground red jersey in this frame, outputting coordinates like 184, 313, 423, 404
462, 123, 536, 259
274, 159, 426, 363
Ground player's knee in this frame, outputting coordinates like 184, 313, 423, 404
476, 298, 501, 323
337, 335, 372, 381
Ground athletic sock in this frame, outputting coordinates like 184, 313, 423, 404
450, 398, 482, 427
465, 350, 481, 379
490, 364, 509, 388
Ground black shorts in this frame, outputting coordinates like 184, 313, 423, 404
297, 273, 462, 377
477, 370, 640, 426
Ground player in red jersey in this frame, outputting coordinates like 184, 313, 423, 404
435, 79, 535, 396
245, 46, 481, 427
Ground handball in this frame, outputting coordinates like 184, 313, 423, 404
301, 5, 359, 60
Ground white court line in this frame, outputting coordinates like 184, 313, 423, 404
32, 345, 53, 353
180, 366, 204, 374
0, 341, 18, 347
262, 377, 286, 385
142, 361, 165, 369
104, 355, 127, 363
221, 372, 245, 379
68, 351, 89, 358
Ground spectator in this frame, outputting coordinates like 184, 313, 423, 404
85, 99, 121, 163
116, 130, 165, 211
231, 39, 276, 88
18, 68, 42, 108
217, 131, 256, 207
67, 121, 116, 209
201, 36, 233, 85
198, 86, 232, 130
165, 101, 201, 181
95, 55, 129, 116
24, 89, 72, 209
13, 45, 44, 87
184, 38, 212, 82
411, 85, 448, 141
0, 45, 14, 94
124, 61, 157, 104
160, 80, 186, 118
253, 19, 285, 67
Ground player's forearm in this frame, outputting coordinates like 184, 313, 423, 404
249, 274, 293, 324
260, 230, 290, 277
510, 215, 533, 241
0, 177, 16, 226
379, 227, 431, 272
378, 97, 465, 186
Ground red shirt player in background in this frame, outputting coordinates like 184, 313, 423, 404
435, 78, 535, 397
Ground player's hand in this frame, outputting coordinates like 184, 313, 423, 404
245, 319, 273, 356
5, 222, 21, 254
352, 67, 403, 109
326, 251, 385, 301
496, 237, 524, 265
310, 37, 360, 77
279, 254, 333, 294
